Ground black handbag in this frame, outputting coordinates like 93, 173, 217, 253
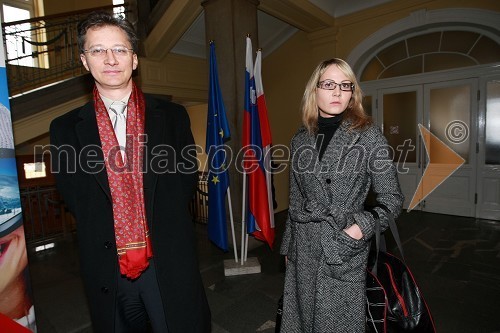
366, 206, 436, 333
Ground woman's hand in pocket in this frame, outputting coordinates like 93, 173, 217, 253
343, 224, 363, 240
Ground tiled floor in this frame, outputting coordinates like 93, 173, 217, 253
27, 210, 500, 333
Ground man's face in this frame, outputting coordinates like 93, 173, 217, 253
80, 25, 138, 94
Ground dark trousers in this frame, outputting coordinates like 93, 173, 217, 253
114, 259, 168, 333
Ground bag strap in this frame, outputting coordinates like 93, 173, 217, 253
372, 209, 381, 276
370, 203, 404, 276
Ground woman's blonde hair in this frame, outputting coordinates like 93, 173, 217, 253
301, 58, 371, 134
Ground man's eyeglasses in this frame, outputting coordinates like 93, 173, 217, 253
317, 80, 354, 92
83, 47, 134, 57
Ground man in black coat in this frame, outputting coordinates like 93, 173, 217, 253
49, 11, 211, 332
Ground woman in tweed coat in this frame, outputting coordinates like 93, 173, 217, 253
280, 58, 404, 332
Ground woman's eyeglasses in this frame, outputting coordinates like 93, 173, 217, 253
317, 80, 354, 91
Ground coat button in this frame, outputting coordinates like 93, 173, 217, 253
325, 178, 331, 184
101, 287, 109, 294
104, 241, 113, 249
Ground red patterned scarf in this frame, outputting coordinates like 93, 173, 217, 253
94, 82, 152, 279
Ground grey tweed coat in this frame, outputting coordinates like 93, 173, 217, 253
280, 121, 404, 333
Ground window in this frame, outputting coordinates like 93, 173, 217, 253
361, 30, 500, 81
2, 3, 35, 67
23, 161, 46, 179
113, 0, 125, 18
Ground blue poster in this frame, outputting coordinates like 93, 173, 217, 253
0, 17, 37, 332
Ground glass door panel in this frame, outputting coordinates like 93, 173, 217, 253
423, 80, 477, 217
383, 91, 418, 163
429, 85, 470, 162
476, 78, 500, 220
485, 81, 500, 165
362, 95, 373, 117
379, 86, 422, 210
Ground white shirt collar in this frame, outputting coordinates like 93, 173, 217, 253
100, 92, 132, 118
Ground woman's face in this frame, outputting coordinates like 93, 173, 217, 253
315, 64, 353, 118
0, 225, 28, 294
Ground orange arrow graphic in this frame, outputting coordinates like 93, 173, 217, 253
407, 124, 466, 211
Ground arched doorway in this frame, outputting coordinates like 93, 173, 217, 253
350, 9, 500, 220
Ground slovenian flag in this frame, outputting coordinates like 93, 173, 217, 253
242, 37, 275, 248
206, 41, 231, 251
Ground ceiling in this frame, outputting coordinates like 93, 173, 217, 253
309, 0, 392, 18
170, 0, 393, 59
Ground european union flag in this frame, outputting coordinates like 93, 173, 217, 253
206, 41, 231, 251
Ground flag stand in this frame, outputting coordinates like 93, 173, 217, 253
223, 256, 260, 276
206, 39, 265, 274
223, 172, 261, 276
224, 36, 276, 276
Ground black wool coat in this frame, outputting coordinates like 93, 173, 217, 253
50, 95, 211, 332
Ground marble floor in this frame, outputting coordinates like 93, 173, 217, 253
26, 210, 500, 333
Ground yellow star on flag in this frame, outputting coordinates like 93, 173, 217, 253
219, 129, 224, 137
211, 175, 220, 185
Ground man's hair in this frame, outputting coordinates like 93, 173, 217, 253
77, 11, 138, 53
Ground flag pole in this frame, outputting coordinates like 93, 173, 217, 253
227, 187, 238, 263
244, 232, 249, 262
263, 146, 275, 228
241, 34, 251, 265
240, 171, 247, 264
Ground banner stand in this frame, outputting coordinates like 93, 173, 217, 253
0, 16, 38, 332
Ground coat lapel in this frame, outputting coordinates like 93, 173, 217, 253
143, 97, 164, 202
75, 102, 112, 201
316, 121, 361, 176
307, 121, 361, 203
294, 121, 361, 177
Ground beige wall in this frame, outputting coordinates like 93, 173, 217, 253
335, 0, 500, 59
261, 31, 316, 212
139, 54, 208, 105
186, 103, 208, 172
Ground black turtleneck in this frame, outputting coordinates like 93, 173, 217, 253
316, 113, 343, 161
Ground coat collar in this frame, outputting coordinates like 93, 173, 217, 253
318, 120, 361, 174
295, 120, 361, 171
